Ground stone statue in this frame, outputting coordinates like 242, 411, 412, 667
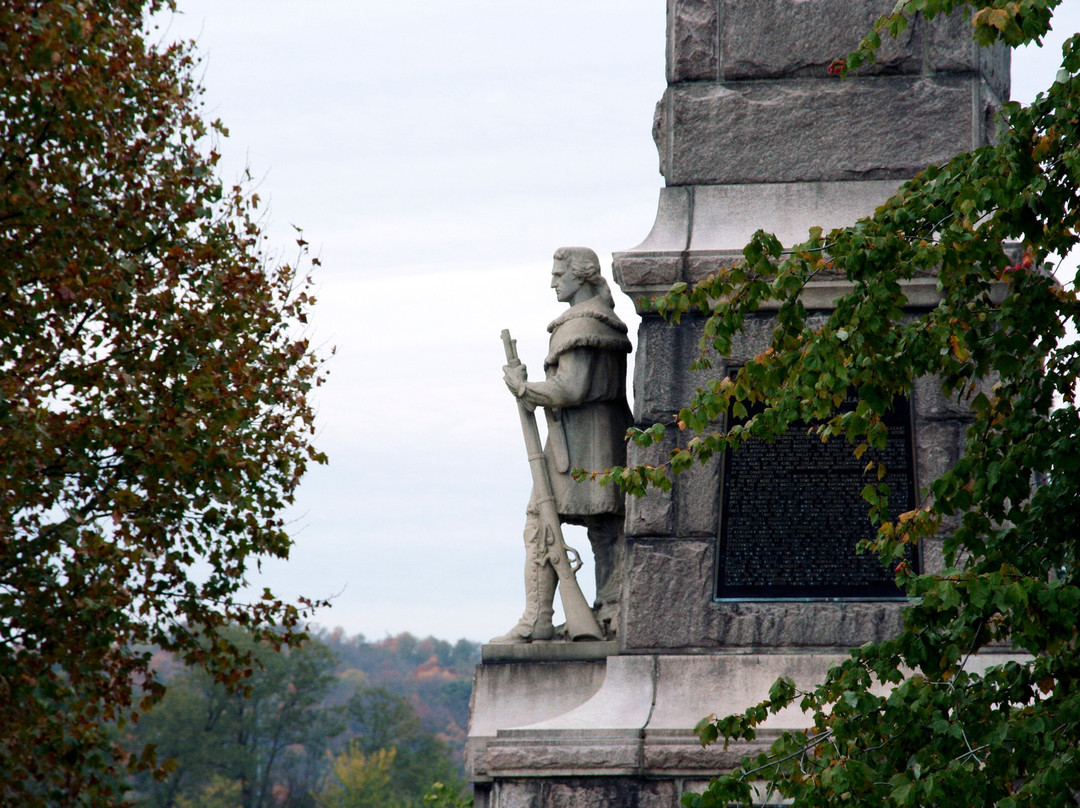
492, 247, 632, 643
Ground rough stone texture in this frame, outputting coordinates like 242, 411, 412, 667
491, 778, 682, 808
643, 737, 755, 773
913, 373, 992, 420
927, 9, 1011, 99
613, 252, 684, 293
724, 313, 778, 364
668, 0, 719, 83
632, 319, 684, 423
680, 780, 717, 801
545, 779, 679, 807
492, 782, 539, 808
624, 435, 675, 539
922, 535, 947, 576
619, 539, 713, 646
632, 314, 768, 423
913, 419, 966, 536
674, 435, 719, 537
620, 539, 906, 651
486, 740, 640, 773
718, 0, 918, 80
914, 374, 970, 419
914, 419, 964, 497
657, 75, 1001, 186
714, 2, 1010, 95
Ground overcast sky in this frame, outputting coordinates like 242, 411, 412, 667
159, 2, 1079, 643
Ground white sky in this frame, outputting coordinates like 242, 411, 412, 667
158, 2, 1079, 643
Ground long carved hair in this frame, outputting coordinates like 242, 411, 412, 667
553, 246, 616, 309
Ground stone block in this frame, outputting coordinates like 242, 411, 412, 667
922, 534, 946, 576
612, 253, 684, 291
486, 740, 640, 774
657, 75, 1000, 186
620, 538, 906, 650
680, 780, 718, 800
673, 316, 725, 405
468, 661, 608, 738
494, 781, 540, 808
641, 738, 735, 773
613, 181, 906, 304
510, 655, 656, 732
913, 418, 966, 534
914, 418, 964, 494
685, 251, 739, 283
668, 0, 720, 83
927, 10, 1010, 99
624, 437, 676, 538
708, 599, 907, 649
718, 0, 918, 80
686, 181, 903, 252
620, 539, 714, 649
467, 660, 608, 780
913, 373, 992, 419
545, 778, 679, 807
633, 318, 683, 423
481, 642, 618, 663
724, 313, 776, 364
914, 374, 965, 419
675, 437, 720, 537
649, 654, 830, 729
665, 1, 1009, 89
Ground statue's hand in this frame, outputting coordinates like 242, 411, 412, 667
503, 363, 527, 397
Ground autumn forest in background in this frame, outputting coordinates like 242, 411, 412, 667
124, 628, 479, 807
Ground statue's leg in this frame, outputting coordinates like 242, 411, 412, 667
585, 513, 625, 638
489, 504, 557, 643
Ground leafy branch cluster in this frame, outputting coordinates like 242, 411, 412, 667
606, 0, 1080, 805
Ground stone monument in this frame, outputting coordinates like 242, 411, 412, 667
467, 3, 1017, 806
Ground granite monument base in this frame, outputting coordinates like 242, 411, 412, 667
467, 648, 1025, 807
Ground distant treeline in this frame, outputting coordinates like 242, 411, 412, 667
124, 627, 480, 808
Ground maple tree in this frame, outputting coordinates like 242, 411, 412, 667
604, 1, 1080, 805
0, 1, 326, 804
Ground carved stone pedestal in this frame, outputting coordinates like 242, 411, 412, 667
468, 647, 845, 807
468, 2, 1015, 805
467, 648, 1024, 808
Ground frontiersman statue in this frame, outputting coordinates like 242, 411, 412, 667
492, 247, 632, 643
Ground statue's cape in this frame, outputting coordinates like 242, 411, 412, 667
544, 297, 632, 370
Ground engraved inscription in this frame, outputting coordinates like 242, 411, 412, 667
716, 396, 916, 600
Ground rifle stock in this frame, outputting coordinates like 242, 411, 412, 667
501, 329, 603, 642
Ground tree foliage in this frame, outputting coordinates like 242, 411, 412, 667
129, 628, 341, 808
316, 745, 401, 808
125, 630, 473, 808
344, 686, 461, 807
0, 2, 326, 803
606, 1, 1080, 805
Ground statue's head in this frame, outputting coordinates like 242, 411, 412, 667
553, 246, 602, 289
551, 246, 615, 308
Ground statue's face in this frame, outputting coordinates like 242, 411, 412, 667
551, 260, 580, 303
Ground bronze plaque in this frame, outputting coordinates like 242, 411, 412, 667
716, 394, 916, 600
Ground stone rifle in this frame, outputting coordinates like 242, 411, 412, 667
501, 329, 604, 642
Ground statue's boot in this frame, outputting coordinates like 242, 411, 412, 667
489, 558, 557, 643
